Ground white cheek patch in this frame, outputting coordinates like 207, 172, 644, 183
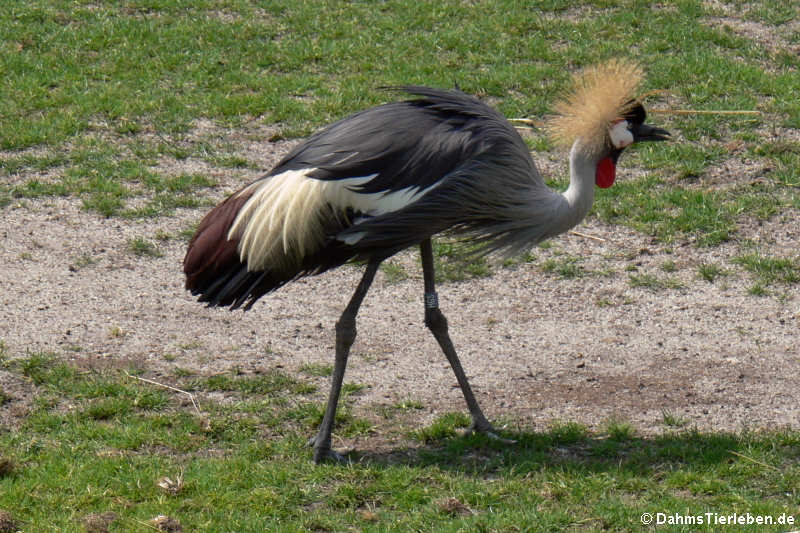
609, 120, 634, 149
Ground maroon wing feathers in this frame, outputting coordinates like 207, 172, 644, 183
183, 190, 253, 294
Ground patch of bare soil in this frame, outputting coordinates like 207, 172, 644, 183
1, 134, 799, 448
0, 371, 37, 428
702, 1, 800, 65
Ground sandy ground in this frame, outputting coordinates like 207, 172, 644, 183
1, 135, 799, 447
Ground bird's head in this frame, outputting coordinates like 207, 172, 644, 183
546, 59, 670, 188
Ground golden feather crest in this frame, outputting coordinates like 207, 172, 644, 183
546, 59, 643, 155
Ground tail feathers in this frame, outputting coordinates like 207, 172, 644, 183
184, 190, 251, 295
183, 182, 357, 310
187, 242, 357, 310
198, 268, 256, 307
192, 265, 284, 311
183, 189, 281, 309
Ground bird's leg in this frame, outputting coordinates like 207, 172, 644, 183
419, 240, 513, 443
309, 259, 380, 463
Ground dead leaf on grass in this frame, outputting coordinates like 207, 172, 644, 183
157, 475, 185, 495
150, 515, 183, 532
0, 510, 18, 533
437, 497, 474, 516
357, 509, 379, 522
82, 511, 118, 533
0, 457, 14, 477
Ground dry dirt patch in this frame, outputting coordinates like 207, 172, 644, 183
703, 0, 800, 67
2, 206, 799, 438
1, 135, 799, 444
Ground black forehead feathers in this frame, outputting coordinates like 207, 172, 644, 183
622, 100, 646, 125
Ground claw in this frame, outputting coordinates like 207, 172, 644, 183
313, 446, 350, 464
308, 435, 351, 464
463, 419, 517, 444
481, 430, 517, 445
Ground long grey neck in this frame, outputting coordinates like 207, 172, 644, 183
543, 141, 599, 238
564, 141, 598, 221
457, 139, 602, 256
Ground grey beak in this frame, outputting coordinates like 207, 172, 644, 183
633, 123, 670, 143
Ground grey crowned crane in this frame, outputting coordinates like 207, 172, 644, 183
184, 60, 669, 463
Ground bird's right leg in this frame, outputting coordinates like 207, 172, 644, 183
309, 259, 380, 463
419, 239, 513, 442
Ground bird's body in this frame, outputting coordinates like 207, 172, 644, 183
185, 87, 570, 309
184, 61, 669, 462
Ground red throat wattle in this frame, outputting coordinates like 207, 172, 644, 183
595, 157, 616, 188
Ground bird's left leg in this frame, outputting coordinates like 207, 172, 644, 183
309, 259, 381, 463
419, 239, 513, 442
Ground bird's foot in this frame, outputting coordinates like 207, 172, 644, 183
464, 417, 517, 445
307, 436, 351, 464
313, 446, 350, 464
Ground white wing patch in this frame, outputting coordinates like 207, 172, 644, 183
331, 176, 438, 217
228, 169, 330, 271
228, 169, 438, 271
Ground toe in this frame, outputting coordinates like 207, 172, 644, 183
313, 447, 349, 464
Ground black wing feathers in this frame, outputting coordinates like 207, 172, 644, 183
185, 86, 532, 310
271, 87, 510, 194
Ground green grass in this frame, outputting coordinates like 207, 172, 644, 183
430, 240, 492, 282
629, 273, 686, 291
2, 0, 800, 530
1, 353, 799, 531
127, 236, 163, 258
661, 260, 678, 273
380, 261, 409, 284
698, 262, 729, 282
299, 362, 333, 378
733, 253, 800, 285
412, 412, 472, 444
1, 0, 796, 241
593, 175, 741, 246
2, 142, 217, 217
540, 255, 585, 279
662, 410, 690, 429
